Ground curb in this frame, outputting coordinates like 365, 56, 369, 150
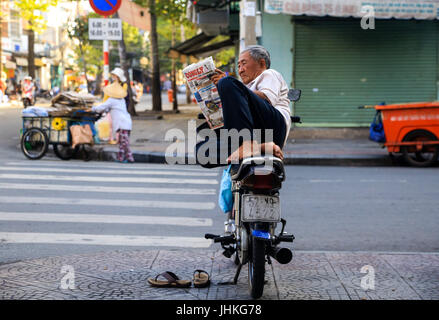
93, 147, 393, 167
15, 143, 395, 166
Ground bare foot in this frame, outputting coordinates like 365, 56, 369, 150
227, 140, 261, 163
261, 142, 284, 160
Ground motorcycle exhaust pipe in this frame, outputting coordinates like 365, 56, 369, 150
268, 247, 293, 264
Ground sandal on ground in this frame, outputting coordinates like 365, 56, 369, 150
147, 271, 191, 288
193, 269, 210, 288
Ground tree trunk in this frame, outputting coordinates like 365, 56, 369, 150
148, 0, 162, 112
115, 12, 137, 116
171, 21, 178, 112
27, 27, 35, 79
94, 71, 102, 96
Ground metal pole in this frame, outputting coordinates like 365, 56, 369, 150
103, 39, 109, 86
239, 0, 257, 53
0, 0, 3, 81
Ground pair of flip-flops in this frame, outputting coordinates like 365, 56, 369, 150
147, 270, 210, 288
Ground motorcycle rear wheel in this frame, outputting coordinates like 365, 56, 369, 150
53, 144, 78, 160
248, 236, 266, 299
23, 98, 30, 108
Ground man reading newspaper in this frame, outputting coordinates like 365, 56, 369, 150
211, 45, 289, 163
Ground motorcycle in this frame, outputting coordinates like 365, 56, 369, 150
21, 91, 35, 108
35, 88, 53, 101
203, 89, 302, 299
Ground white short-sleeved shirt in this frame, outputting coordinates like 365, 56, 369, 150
245, 69, 291, 147
92, 97, 132, 135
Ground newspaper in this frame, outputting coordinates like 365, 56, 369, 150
183, 57, 224, 129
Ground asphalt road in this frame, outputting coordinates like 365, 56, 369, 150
0, 105, 438, 265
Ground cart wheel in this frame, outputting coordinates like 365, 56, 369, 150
21, 127, 49, 160
401, 130, 439, 167
53, 144, 78, 160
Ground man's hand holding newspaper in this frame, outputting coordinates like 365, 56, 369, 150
210, 69, 227, 86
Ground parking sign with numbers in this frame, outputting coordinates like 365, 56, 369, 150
89, 18, 122, 41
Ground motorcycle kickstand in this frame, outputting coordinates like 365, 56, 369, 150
233, 263, 242, 284
218, 263, 242, 286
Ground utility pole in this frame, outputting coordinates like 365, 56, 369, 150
239, 0, 258, 53
0, 0, 4, 81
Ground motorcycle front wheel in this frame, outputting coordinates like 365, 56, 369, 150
248, 236, 266, 299
23, 98, 30, 108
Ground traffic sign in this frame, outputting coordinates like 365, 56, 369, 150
89, 0, 121, 17
89, 18, 122, 40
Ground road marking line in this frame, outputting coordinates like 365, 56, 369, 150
0, 212, 213, 226
0, 173, 218, 185
0, 183, 216, 195
5, 161, 217, 173
0, 166, 218, 177
0, 196, 216, 210
309, 179, 408, 183
0, 232, 212, 248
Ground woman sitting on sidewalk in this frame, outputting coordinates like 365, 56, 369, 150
90, 68, 135, 163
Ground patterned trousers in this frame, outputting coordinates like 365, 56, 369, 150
117, 129, 134, 162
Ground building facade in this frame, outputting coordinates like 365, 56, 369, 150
262, 0, 439, 126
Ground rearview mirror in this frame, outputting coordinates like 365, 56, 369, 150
288, 89, 301, 102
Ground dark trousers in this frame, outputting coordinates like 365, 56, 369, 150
218, 76, 286, 148
196, 76, 287, 167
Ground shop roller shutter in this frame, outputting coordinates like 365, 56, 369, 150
294, 19, 438, 126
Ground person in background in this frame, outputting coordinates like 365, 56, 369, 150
21, 76, 35, 105
0, 78, 7, 103
136, 81, 144, 101
89, 68, 134, 163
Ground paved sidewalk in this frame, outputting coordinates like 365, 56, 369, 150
91, 104, 393, 166
0, 249, 437, 300
6, 96, 398, 166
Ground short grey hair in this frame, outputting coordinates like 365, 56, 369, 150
241, 45, 271, 69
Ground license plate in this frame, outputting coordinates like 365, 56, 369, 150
242, 195, 280, 222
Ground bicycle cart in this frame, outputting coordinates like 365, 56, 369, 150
363, 101, 439, 167
21, 110, 100, 160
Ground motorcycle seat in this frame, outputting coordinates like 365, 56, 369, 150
230, 156, 285, 182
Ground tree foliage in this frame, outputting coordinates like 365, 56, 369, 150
14, 0, 58, 34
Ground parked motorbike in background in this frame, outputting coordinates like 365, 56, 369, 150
21, 90, 35, 108
35, 88, 53, 101
204, 89, 302, 299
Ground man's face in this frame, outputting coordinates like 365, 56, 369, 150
238, 51, 266, 85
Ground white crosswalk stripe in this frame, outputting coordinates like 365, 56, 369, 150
0, 196, 215, 210
0, 212, 213, 227
0, 162, 220, 248
5, 161, 213, 173
0, 182, 216, 195
0, 166, 219, 177
0, 173, 217, 185
0, 232, 211, 248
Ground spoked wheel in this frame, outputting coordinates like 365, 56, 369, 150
21, 127, 49, 160
53, 144, 78, 160
248, 236, 266, 299
22, 98, 30, 108
401, 130, 439, 167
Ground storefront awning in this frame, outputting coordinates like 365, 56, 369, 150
34, 58, 45, 67
5, 61, 16, 69
265, 0, 439, 20
15, 57, 28, 66
168, 32, 235, 60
